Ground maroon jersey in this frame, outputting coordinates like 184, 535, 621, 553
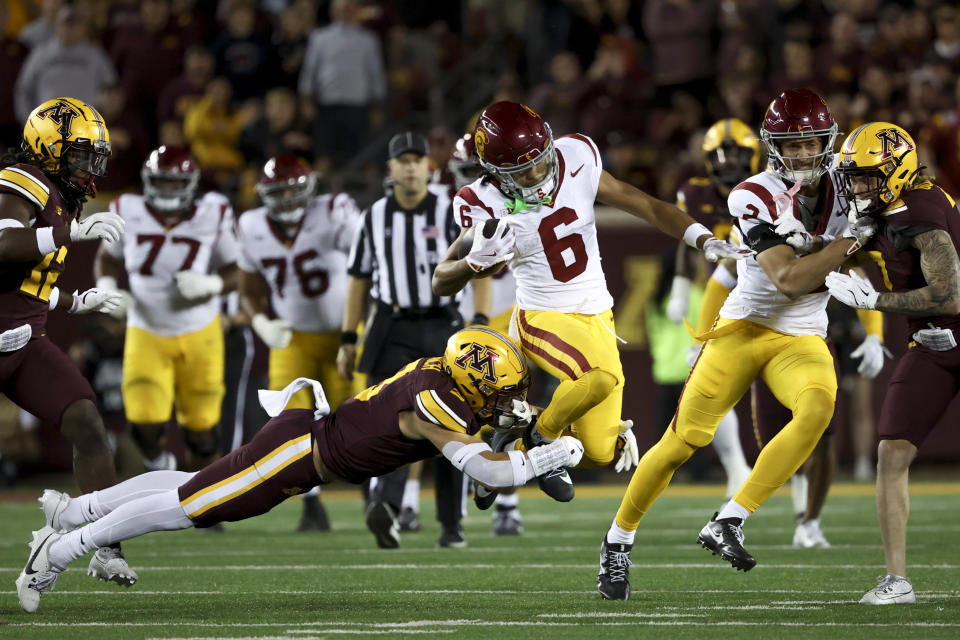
869, 182, 960, 337
313, 357, 482, 483
676, 176, 733, 240
0, 163, 79, 335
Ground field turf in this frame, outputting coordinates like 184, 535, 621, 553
0, 481, 957, 639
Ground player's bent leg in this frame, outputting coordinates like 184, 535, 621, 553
536, 369, 618, 441
569, 379, 623, 467
60, 400, 117, 493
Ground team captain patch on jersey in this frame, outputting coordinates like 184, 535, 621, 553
103, 191, 238, 336
453, 134, 613, 314
0, 164, 76, 334
720, 166, 848, 337
237, 192, 359, 333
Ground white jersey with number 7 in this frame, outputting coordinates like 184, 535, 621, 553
453, 134, 613, 314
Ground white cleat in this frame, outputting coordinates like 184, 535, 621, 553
792, 518, 831, 548
15, 525, 63, 613
859, 574, 916, 605
39, 490, 71, 532
88, 546, 138, 587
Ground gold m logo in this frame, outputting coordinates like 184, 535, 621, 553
875, 128, 913, 161
36, 101, 80, 138
454, 342, 499, 384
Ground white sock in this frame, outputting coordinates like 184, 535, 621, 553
302, 486, 320, 498
712, 410, 750, 476
716, 499, 751, 523
401, 479, 420, 512
605, 519, 636, 545
48, 489, 192, 570
791, 473, 808, 517
60, 470, 195, 530
494, 492, 519, 508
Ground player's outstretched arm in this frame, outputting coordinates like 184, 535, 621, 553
756, 239, 858, 299
432, 227, 477, 296
0, 194, 69, 261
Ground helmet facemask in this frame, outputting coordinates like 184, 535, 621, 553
707, 142, 756, 188
59, 138, 111, 197
257, 173, 317, 225
837, 166, 887, 217
761, 127, 837, 185
143, 168, 199, 212
458, 369, 530, 423
480, 124, 558, 207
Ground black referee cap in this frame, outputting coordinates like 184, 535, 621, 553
388, 131, 429, 159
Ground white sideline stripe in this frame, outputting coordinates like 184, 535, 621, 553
12, 621, 960, 629
3, 562, 960, 571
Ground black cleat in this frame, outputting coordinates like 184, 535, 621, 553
597, 536, 632, 600
296, 494, 331, 532
365, 501, 400, 549
493, 507, 523, 536
523, 416, 575, 502
697, 512, 756, 571
473, 482, 497, 511
397, 507, 421, 532
437, 524, 466, 548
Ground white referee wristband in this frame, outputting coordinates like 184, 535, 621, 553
683, 222, 712, 249
36, 226, 57, 256
48, 286, 60, 310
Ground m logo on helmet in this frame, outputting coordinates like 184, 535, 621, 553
454, 342, 499, 384
876, 128, 914, 161
35, 101, 80, 138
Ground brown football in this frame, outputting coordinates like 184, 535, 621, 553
455, 218, 501, 259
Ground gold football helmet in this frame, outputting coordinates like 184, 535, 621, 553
702, 118, 761, 189
443, 326, 529, 422
837, 122, 919, 216
22, 97, 112, 196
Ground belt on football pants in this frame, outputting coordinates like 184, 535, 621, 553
684, 318, 749, 342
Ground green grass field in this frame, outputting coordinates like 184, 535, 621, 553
0, 482, 957, 639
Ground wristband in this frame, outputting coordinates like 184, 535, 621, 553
36, 227, 57, 256
48, 287, 60, 310
470, 313, 489, 326
339, 331, 358, 345
682, 222, 712, 248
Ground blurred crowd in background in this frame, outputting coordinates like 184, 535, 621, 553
2, 0, 959, 208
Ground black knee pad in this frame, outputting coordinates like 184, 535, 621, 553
184, 428, 220, 458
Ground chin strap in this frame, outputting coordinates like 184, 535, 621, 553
504, 194, 552, 214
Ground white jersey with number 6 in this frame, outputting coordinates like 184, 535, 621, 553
105, 192, 238, 336
237, 193, 360, 333
453, 134, 613, 314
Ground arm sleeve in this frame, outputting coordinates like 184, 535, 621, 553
346, 209, 374, 277
742, 221, 789, 254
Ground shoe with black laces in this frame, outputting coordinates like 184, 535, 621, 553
697, 512, 756, 571
365, 501, 400, 549
523, 416, 575, 502
597, 536, 632, 600
296, 494, 331, 532
397, 507, 421, 532
437, 524, 466, 548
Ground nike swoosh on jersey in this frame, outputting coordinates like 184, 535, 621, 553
570, 165, 584, 178
24, 532, 55, 575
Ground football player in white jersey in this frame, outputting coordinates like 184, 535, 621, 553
432, 101, 751, 507
95, 146, 239, 473
237, 154, 360, 531
594, 88, 880, 600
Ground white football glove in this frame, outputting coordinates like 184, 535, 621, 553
466, 219, 516, 272
69, 288, 123, 314
825, 271, 879, 310
95, 276, 134, 318
842, 213, 877, 255
614, 419, 639, 472
702, 237, 755, 262
175, 271, 224, 300
774, 217, 817, 253
850, 334, 891, 379
70, 212, 125, 244
497, 398, 533, 429
252, 313, 293, 349
666, 276, 691, 324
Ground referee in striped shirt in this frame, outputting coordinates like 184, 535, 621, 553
337, 131, 492, 549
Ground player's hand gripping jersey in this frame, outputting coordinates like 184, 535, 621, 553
237, 193, 359, 333
721, 167, 849, 337
104, 192, 237, 336
454, 135, 613, 314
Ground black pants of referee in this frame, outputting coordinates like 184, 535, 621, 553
360, 306, 465, 534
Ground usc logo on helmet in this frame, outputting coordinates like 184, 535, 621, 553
474, 128, 488, 159
454, 343, 499, 384
875, 127, 914, 161
35, 101, 81, 139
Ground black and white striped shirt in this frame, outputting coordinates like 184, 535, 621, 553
347, 184, 461, 309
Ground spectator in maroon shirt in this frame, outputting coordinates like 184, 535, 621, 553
578, 37, 649, 144
272, 2, 316, 90
0, 3, 27, 149
210, 0, 276, 103
926, 3, 960, 76
768, 39, 821, 97
157, 46, 214, 125
813, 12, 863, 95
94, 84, 150, 195
919, 76, 960, 198
111, 0, 187, 143
237, 86, 313, 168
526, 51, 588, 138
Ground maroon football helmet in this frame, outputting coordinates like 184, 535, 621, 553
474, 101, 557, 205
760, 88, 838, 185
142, 146, 199, 212
448, 133, 483, 189
255, 155, 317, 224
